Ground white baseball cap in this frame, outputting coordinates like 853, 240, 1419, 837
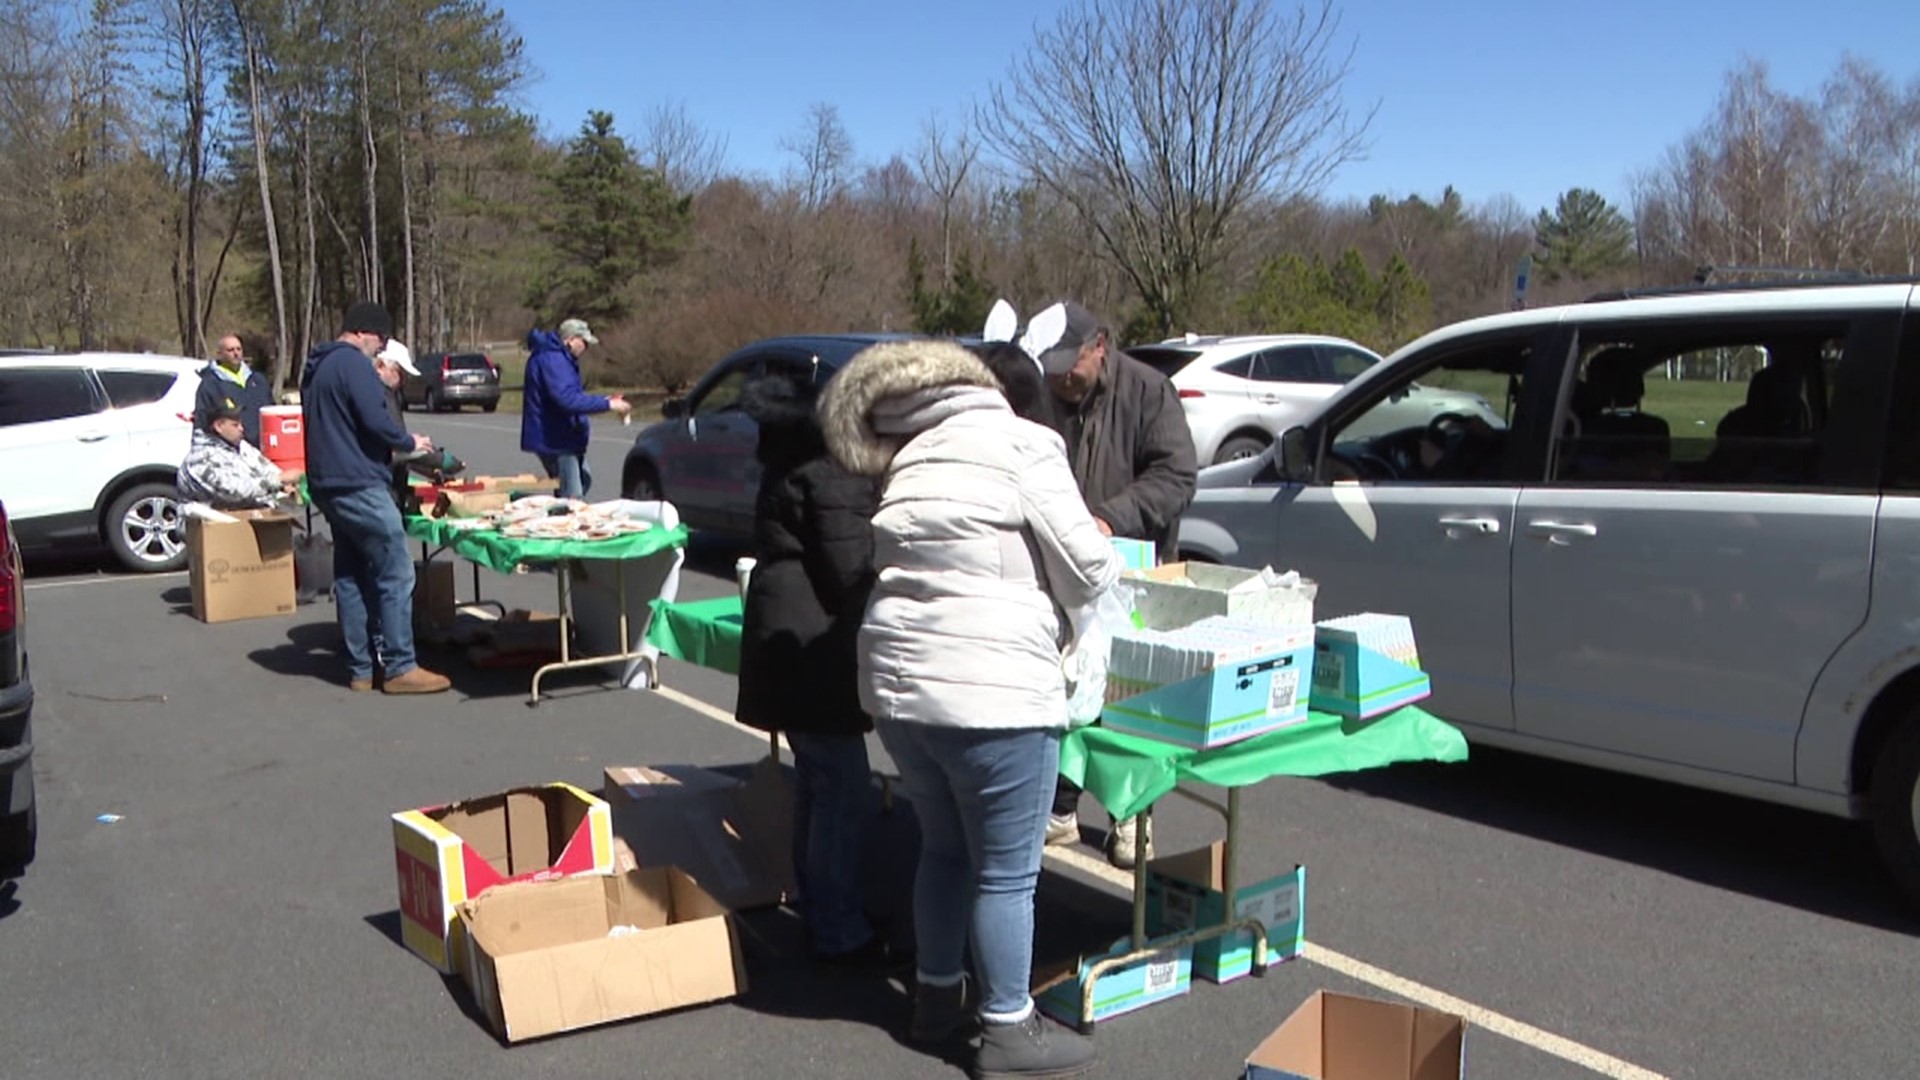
378, 340, 421, 377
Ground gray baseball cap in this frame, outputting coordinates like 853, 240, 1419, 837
1032, 301, 1103, 376
558, 318, 598, 345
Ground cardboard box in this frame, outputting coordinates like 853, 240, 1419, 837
1146, 842, 1304, 983
1246, 991, 1466, 1080
391, 783, 616, 974
187, 509, 296, 623
1125, 562, 1316, 632
470, 473, 561, 494
1311, 615, 1431, 720
1034, 936, 1193, 1025
459, 867, 745, 1043
413, 559, 455, 632
1103, 621, 1316, 749
431, 490, 512, 518
603, 758, 794, 911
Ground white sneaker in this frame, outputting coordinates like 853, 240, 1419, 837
1106, 815, 1153, 869
1045, 812, 1079, 846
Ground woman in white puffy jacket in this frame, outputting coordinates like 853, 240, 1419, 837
821, 339, 1118, 1079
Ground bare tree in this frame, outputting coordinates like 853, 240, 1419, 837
780, 101, 854, 210
982, 0, 1371, 334
641, 99, 728, 196
228, 0, 289, 382
914, 112, 979, 286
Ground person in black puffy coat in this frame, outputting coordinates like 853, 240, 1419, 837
734, 364, 896, 970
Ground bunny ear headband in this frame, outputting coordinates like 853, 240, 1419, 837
981, 298, 1071, 377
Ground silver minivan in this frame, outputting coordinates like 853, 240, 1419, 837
1177, 282, 1920, 903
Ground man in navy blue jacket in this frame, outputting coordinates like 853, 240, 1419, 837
301, 302, 449, 695
520, 318, 630, 498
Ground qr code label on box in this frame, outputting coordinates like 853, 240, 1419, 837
1269, 668, 1300, 715
1143, 956, 1178, 993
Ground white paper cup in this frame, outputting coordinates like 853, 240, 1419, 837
735, 556, 757, 597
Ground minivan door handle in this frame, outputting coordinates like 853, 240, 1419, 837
1527, 520, 1598, 543
76, 430, 111, 443
1437, 516, 1501, 535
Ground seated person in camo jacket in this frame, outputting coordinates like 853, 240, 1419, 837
177, 402, 301, 509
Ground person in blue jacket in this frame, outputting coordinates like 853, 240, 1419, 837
301, 301, 449, 696
520, 318, 630, 498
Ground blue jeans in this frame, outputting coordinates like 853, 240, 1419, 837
786, 731, 876, 956
878, 723, 1059, 1020
537, 452, 591, 499
313, 486, 417, 681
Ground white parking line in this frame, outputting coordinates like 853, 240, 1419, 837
653, 677, 1669, 1080
25, 571, 186, 591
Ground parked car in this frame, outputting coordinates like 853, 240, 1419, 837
401, 352, 500, 413
0, 498, 34, 870
1174, 280, 1920, 902
0, 353, 202, 571
1128, 334, 1500, 465
623, 335, 916, 535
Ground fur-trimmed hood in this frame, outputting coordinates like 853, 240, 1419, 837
820, 339, 1003, 476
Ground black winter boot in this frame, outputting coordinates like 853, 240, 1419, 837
973, 1009, 1096, 1079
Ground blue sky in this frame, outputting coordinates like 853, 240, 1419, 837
496, 0, 1914, 216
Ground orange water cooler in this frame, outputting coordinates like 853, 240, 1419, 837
260, 405, 305, 473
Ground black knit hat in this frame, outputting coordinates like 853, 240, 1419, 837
341, 301, 394, 338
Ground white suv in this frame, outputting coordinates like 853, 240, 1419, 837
1176, 281, 1920, 903
0, 353, 204, 571
1130, 334, 1500, 465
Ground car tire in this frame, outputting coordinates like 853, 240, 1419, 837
1213, 434, 1269, 465
482, 401, 497, 413
625, 463, 662, 502
104, 482, 187, 573
0, 803, 34, 871
1869, 719, 1920, 907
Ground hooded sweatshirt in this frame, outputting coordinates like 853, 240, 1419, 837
300, 340, 413, 493
819, 339, 1120, 731
520, 328, 610, 455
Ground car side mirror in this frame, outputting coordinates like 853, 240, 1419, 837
661, 397, 687, 420
1277, 427, 1315, 483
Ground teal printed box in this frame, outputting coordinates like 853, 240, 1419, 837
1034, 937, 1193, 1025
1146, 842, 1304, 983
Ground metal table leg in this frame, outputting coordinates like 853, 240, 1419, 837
1074, 787, 1271, 1034
528, 557, 654, 705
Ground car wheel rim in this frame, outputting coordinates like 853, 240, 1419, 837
1227, 447, 1261, 461
121, 496, 184, 564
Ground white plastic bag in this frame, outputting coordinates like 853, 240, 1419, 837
1062, 583, 1136, 728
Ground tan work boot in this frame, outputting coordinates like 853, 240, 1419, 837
382, 666, 451, 694
348, 677, 375, 692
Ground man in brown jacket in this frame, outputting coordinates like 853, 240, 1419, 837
1033, 301, 1198, 868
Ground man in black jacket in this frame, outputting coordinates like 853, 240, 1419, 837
193, 334, 275, 447
1034, 301, 1198, 869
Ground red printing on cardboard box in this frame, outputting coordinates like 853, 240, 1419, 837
396, 848, 444, 931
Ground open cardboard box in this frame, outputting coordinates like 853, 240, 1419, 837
391, 783, 615, 974
1246, 991, 1466, 1079
186, 509, 296, 623
1125, 562, 1316, 632
602, 759, 793, 911
460, 867, 745, 1043
1145, 841, 1305, 983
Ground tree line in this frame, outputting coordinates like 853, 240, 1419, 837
1, 0, 1914, 396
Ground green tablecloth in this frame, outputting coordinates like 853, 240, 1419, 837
404, 514, 689, 573
1061, 706, 1469, 821
644, 595, 743, 675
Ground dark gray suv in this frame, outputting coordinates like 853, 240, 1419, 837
621, 335, 913, 535
402, 352, 501, 413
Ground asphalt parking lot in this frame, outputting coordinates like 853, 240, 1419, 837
5, 408, 1919, 1079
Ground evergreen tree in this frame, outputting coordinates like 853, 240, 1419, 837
1534, 188, 1633, 282
525, 110, 690, 325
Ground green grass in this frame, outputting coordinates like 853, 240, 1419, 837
1418, 369, 1747, 432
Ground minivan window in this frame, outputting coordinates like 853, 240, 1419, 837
1551, 322, 1850, 489
0, 368, 99, 427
